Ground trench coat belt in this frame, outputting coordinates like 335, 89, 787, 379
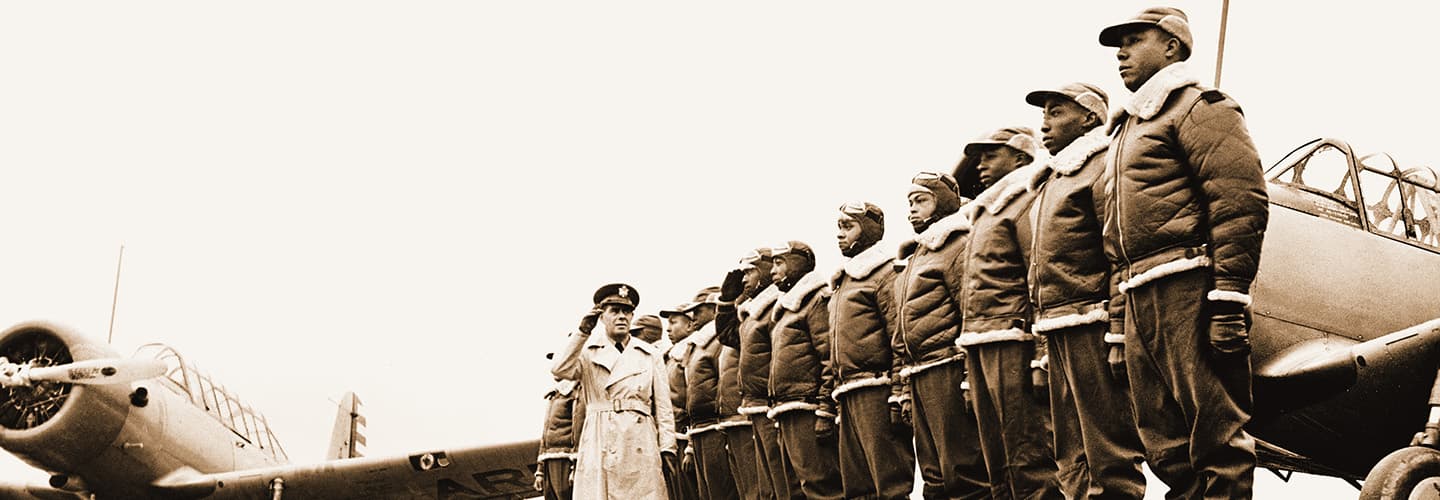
589, 399, 651, 416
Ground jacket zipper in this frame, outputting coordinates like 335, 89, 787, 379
1112, 120, 1133, 270
1030, 176, 1049, 312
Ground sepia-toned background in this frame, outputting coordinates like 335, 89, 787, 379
2, 1, 1431, 497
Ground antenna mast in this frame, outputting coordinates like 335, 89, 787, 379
1214, 0, 1231, 87
107, 245, 124, 344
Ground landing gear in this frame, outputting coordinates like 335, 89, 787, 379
1360, 447, 1440, 499
1361, 366, 1440, 499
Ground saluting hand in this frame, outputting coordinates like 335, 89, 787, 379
578, 307, 602, 334
720, 268, 746, 303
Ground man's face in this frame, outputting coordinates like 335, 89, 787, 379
742, 266, 766, 296
666, 315, 693, 342
1041, 97, 1093, 155
770, 257, 791, 289
978, 146, 1025, 188
1115, 27, 1177, 92
907, 192, 937, 232
837, 217, 864, 254
600, 304, 634, 338
691, 304, 717, 326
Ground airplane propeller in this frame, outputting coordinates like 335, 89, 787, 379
0, 357, 166, 388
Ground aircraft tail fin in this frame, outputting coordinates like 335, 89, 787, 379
325, 391, 367, 460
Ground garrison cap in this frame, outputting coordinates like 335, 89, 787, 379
631, 314, 663, 333
1098, 6, 1193, 60
1025, 82, 1109, 119
592, 283, 639, 309
962, 126, 1040, 158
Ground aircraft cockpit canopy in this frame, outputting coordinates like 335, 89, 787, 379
1267, 139, 1440, 249
134, 343, 289, 462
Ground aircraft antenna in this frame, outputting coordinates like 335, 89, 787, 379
1214, 0, 1231, 87
107, 245, 125, 344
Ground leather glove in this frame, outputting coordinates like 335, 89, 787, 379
533, 468, 544, 492
1030, 361, 1049, 401
888, 401, 912, 434
681, 448, 695, 474
720, 268, 746, 302
578, 307, 602, 334
815, 415, 837, 442
1107, 343, 1127, 385
1209, 312, 1252, 357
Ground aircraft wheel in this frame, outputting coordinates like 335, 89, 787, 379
1359, 446, 1440, 500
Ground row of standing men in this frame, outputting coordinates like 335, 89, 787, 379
541, 5, 1270, 500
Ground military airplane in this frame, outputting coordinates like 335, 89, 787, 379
1247, 137, 1440, 498
0, 321, 542, 499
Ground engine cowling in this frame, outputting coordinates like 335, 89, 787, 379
0, 322, 132, 473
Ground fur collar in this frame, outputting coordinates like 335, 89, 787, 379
900, 212, 971, 257
690, 323, 717, 348
833, 242, 895, 286
778, 271, 829, 312
739, 285, 781, 319
1121, 62, 1200, 122
961, 162, 1044, 219
1028, 130, 1110, 191
667, 335, 696, 361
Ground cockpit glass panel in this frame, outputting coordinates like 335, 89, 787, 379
1270, 144, 1357, 206
1360, 168, 1409, 238
1402, 167, 1440, 247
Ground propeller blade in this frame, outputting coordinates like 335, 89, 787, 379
25, 358, 166, 385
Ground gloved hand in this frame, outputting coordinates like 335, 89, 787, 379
815, 415, 837, 442
720, 268, 746, 302
1209, 312, 1251, 357
961, 380, 974, 414
533, 469, 545, 492
578, 307, 602, 334
888, 401, 912, 434
1030, 363, 1049, 401
681, 448, 695, 474
1107, 343, 1127, 385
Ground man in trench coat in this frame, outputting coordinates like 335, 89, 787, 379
553, 283, 679, 500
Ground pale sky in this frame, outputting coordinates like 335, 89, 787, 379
2, 1, 1430, 497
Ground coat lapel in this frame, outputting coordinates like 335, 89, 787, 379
586, 333, 620, 374
605, 337, 660, 389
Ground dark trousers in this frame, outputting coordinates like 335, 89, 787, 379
1125, 268, 1255, 499
665, 438, 700, 500
909, 361, 989, 499
724, 423, 765, 500
751, 413, 799, 499
774, 409, 843, 500
692, 427, 740, 500
1048, 322, 1147, 500
838, 384, 916, 500
967, 341, 1062, 500
541, 458, 573, 500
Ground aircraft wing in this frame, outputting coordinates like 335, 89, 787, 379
0, 482, 87, 500
154, 439, 541, 500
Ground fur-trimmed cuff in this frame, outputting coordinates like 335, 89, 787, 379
831, 375, 892, 400
815, 409, 837, 419
737, 405, 772, 416
957, 328, 1034, 347
1206, 289, 1252, 306
537, 451, 577, 462
1033, 308, 1109, 334
686, 422, 726, 438
898, 352, 965, 378
1103, 333, 1126, 344
767, 400, 819, 420
1118, 255, 1211, 293
1030, 355, 1049, 370
719, 419, 752, 429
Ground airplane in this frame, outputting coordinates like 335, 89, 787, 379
0, 321, 543, 499
1245, 137, 1440, 498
